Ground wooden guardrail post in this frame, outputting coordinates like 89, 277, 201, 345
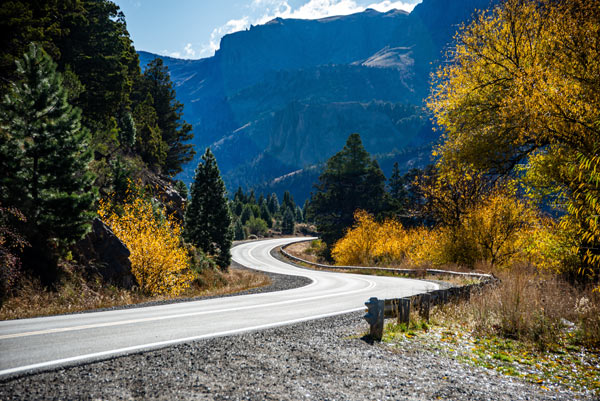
419, 293, 431, 321
364, 297, 384, 341
398, 298, 410, 325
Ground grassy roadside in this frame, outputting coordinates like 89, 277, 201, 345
378, 275, 600, 396
0, 266, 270, 320
288, 239, 600, 395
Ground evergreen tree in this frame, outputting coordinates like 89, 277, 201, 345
184, 148, 232, 269
240, 205, 254, 224
389, 162, 403, 200
137, 58, 194, 175
233, 218, 245, 240
234, 187, 246, 203
282, 191, 295, 212
133, 93, 166, 169
268, 193, 279, 215
260, 202, 273, 228
174, 180, 188, 200
282, 208, 295, 235
302, 199, 310, 223
0, 44, 97, 278
295, 206, 304, 223
309, 133, 387, 253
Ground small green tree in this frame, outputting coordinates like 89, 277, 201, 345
184, 148, 232, 269
240, 205, 254, 224
0, 44, 96, 249
246, 216, 268, 237
282, 208, 295, 235
233, 218, 245, 240
260, 202, 273, 228
268, 193, 279, 215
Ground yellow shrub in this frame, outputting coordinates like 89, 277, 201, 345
331, 210, 380, 266
98, 185, 193, 296
332, 193, 577, 272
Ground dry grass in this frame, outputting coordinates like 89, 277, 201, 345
285, 240, 328, 264
433, 265, 600, 350
0, 266, 270, 321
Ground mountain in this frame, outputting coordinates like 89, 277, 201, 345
138, 0, 496, 202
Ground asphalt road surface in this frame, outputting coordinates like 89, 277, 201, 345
0, 237, 438, 378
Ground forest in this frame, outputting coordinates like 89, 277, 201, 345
0, 0, 246, 316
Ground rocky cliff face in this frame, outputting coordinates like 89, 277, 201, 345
138, 0, 496, 202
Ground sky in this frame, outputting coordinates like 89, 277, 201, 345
113, 0, 423, 59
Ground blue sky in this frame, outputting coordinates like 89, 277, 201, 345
113, 0, 422, 59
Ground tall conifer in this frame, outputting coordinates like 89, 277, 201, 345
184, 148, 232, 269
309, 133, 387, 253
0, 44, 96, 278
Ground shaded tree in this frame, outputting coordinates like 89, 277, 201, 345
309, 133, 387, 254
184, 148, 232, 269
136, 58, 194, 175
282, 208, 295, 235
0, 44, 97, 280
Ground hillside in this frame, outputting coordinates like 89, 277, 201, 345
139, 0, 496, 201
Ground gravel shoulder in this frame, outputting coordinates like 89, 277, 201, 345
0, 311, 591, 400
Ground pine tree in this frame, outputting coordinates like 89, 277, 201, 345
233, 218, 245, 240
0, 44, 97, 277
184, 148, 232, 269
260, 202, 273, 228
138, 58, 194, 176
302, 199, 310, 223
295, 206, 304, 223
282, 208, 295, 235
268, 193, 279, 215
282, 191, 295, 212
240, 205, 254, 224
309, 133, 387, 253
389, 162, 403, 200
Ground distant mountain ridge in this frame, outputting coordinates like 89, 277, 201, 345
138, 0, 496, 202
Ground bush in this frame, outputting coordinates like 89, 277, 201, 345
98, 183, 194, 296
245, 216, 268, 237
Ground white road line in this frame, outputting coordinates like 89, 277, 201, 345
0, 280, 375, 340
0, 307, 364, 377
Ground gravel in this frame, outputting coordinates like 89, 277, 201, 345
0, 311, 593, 400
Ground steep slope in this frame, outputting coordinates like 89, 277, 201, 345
140, 0, 496, 199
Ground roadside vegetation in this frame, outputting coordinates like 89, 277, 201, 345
230, 187, 313, 240
0, 1, 253, 317
303, 0, 600, 394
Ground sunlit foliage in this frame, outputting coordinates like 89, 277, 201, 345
98, 183, 193, 296
428, 0, 600, 279
333, 190, 577, 271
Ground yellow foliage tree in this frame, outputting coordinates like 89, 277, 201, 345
98, 184, 193, 296
428, 0, 600, 278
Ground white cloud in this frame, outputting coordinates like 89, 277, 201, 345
198, 0, 419, 58
184, 43, 196, 58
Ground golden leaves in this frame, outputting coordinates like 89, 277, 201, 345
98, 182, 193, 296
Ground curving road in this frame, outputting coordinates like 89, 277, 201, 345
0, 237, 438, 378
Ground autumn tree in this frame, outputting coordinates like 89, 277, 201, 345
428, 0, 600, 278
184, 148, 232, 269
309, 133, 388, 254
0, 44, 96, 280
98, 184, 193, 296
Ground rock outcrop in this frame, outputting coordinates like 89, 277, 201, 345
75, 218, 136, 289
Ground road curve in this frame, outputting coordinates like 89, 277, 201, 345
0, 237, 438, 378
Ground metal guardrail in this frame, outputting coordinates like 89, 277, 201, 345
279, 240, 499, 341
280, 240, 495, 280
